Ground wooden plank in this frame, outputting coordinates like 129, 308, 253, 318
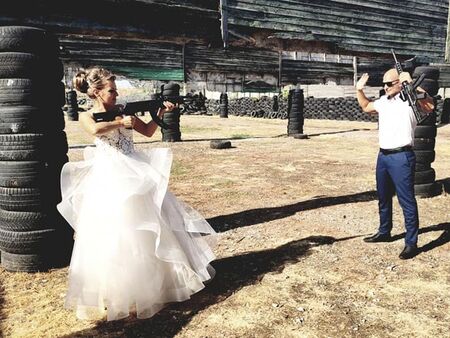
185, 43, 279, 74
225, 0, 448, 60
220, 0, 229, 48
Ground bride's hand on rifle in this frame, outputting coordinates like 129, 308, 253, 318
118, 115, 136, 129
161, 101, 176, 114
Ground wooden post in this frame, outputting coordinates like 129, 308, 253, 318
278, 50, 282, 89
182, 43, 186, 82
220, 0, 229, 49
446, 6, 450, 62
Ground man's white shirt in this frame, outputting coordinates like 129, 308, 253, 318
373, 94, 416, 149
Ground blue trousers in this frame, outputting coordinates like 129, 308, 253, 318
376, 150, 419, 246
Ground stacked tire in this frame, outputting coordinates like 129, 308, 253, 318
65, 89, 79, 121
219, 92, 228, 118
287, 89, 305, 136
0, 26, 73, 272
161, 83, 182, 142
412, 66, 442, 198
272, 95, 279, 113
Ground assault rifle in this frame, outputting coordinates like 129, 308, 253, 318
92, 93, 188, 129
391, 49, 428, 124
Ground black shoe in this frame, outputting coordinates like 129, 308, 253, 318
399, 245, 418, 260
363, 232, 391, 243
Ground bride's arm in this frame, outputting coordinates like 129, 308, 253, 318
133, 102, 176, 137
79, 111, 125, 136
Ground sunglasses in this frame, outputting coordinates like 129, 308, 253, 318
383, 80, 399, 87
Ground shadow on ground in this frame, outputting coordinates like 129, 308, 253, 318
68, 135, 288, 149
61, 234, 361, 338
306, 128, 372, 137
208, 190, 378, 232
390, 222, 450, 257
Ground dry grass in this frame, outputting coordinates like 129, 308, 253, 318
1, 115, 449, 338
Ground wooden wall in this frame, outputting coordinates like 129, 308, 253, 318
0, 0, 449, 87
59, 36, 184, 81
223, 0, 449, 62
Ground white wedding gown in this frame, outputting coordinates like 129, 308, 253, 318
57, 127, 216, 321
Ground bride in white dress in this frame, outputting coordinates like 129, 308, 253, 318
57, 67, 216, 321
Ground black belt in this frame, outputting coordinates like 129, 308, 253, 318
380, 145, 412, 155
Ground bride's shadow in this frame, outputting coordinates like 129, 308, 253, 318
62, 234, 361, 338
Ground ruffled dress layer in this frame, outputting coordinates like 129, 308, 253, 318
57, 127, 216, 321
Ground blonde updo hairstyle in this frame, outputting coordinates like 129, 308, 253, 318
73, 67, 116, 99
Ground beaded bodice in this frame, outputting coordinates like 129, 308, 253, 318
94, 128, 135, 155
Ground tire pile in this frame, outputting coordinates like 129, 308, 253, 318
205, 99, 220, 115
207, 96, 286, 119
219, 93, 229, 118
302, 97, 378, 122
437, 96, 450, 124
287, 89, 305, 136
204, 92, 450, 128
206, 96, 377, 122
0, 26, 73, 272
412, 66, 443, 198
181, 93, 208, 115
161, 83, 182, 142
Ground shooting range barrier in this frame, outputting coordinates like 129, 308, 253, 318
0, 26, 73, 272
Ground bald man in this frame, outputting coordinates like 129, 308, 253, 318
356, 68, 434, 260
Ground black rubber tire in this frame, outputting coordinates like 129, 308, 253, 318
0, 228, 57, 254
414, 168, 436, 185
414, 181, 442, 198
415, 162, 431, 171
442, 178, 450, 194
0, 26, 60, 56
161, 83, 180, 92
292, 133, 309, 139
417, 78, 439, 97
210, 140, 232, 149
413, 66, 440, 81
0, 133, 44, 160
413, 138, 435, 150
0, 251, 50, 272
0, 78, 36, 105
414, 125, 437, 138
0, 52, 38, 78
418, 112, 437, 126
414, 150, 435, 164
0, 187, 42, 211
0, 161, 44, 188
0, 105, 42, 134
0, 209, 50, 232
0, 52, 63, 81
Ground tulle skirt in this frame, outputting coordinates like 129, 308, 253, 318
57, 146, 217, 321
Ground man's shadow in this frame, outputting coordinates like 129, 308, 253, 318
208, 190, 378, 232
61, 234, 361, 338
390, 222, 450, 257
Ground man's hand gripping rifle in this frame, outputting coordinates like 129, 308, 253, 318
92, 93, 188, 129
391, 49, 429, 124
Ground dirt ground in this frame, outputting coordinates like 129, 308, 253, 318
0, 115, 449, 338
